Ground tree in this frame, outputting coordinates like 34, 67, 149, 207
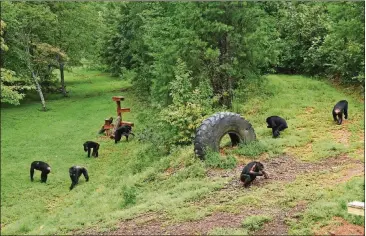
0, 20, 33, 105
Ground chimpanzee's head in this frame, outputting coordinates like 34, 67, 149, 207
83, 143, 88, 152
256, 162, 264, 171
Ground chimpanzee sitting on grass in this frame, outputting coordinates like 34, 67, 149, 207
240, 161, 269, 188
69, 166, 89, 190
266, 116, 288, 138
114, 125, 134, 144
30, 161, 51, 183
332, 100, 348, 125
83, 141, 100, 157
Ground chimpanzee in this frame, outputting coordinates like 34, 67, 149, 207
332, 100, 348, 125
114, 125, 134, 144
266, 116, 288, 138
69, 166, 89, 190
30, 161, 51, 183
240, 161, 269, 188
83, 141, 100, 157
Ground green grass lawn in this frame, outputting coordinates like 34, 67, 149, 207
1, 69, 364, 235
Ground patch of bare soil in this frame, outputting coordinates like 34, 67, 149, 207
315, 217, 365, 236
254, 201, 308, 236
84, 155, 363, 235
331, 128, 352, 147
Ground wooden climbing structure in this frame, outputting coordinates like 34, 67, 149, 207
102, 96, 134, 137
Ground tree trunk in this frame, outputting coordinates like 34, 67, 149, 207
218, 33, 232, 108
32, 72, 47, 111
59, 62, 67, 97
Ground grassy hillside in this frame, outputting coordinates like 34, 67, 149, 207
1, 69, 364, 235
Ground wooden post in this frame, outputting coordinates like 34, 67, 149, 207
347, 201, 365, 216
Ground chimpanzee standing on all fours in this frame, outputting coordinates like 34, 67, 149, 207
69, 166, 89, 190
30, 161, 51, 183
266, 116, 288, 138
332, 100, 348, 125
83, 141, 100, 157
114, 125, 134, 144
240, 161, 269, 188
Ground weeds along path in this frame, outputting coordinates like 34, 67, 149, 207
90, 155, 363, 235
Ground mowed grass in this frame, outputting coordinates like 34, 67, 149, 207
1, 70, 364, 235
0, 68, 223, 235
231, 74, 364, 161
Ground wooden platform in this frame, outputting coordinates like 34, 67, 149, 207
347, 201, 365, 216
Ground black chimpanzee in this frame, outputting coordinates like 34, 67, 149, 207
83, 141, 100, 157
114, 125, 134, 144
69, 166, 89, 190
240, 161, 269, 188
30, 161, 51, 183
266, 116, 288, 138
332, 100, 348, 125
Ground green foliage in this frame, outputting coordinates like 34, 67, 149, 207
121, 185, 137, 208
276, 2, 364, 85
241, 215, 272, 231
234, 141, 268, 157
204, 150, 237, 169
158, 59, 213, 145
0, 68, 33, 105
101, 2, 279, 107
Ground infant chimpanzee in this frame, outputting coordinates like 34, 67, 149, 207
240, 161, 269, 188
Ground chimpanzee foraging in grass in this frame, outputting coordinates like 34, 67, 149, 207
114, 125, 134, 144
30, 161, 51, 183
266, 116, 288, 138
332, 100, 348, 125
69, 166, 89, 190
240, 161, 269, 188
83, 141, 100, 157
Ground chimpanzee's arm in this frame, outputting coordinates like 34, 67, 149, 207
261, 170, 269, 179
82, 168, 89, 182
249, 164, 263, 176
30, 166, 35, 181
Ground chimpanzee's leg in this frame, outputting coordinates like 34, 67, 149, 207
344, 103, 348, 119
87, 148, 91, 157
337, 113, 343, 125
241, 174, 256, 188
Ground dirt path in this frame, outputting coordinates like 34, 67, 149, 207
82, 155, 363, 235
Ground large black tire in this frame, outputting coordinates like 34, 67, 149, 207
194, 112, 256, 160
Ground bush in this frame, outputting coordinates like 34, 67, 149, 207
158, 58, 213, 145
205, 150, 237, 169
120, 185, 137, 208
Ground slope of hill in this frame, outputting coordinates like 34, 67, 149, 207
1, 69, 364, 235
